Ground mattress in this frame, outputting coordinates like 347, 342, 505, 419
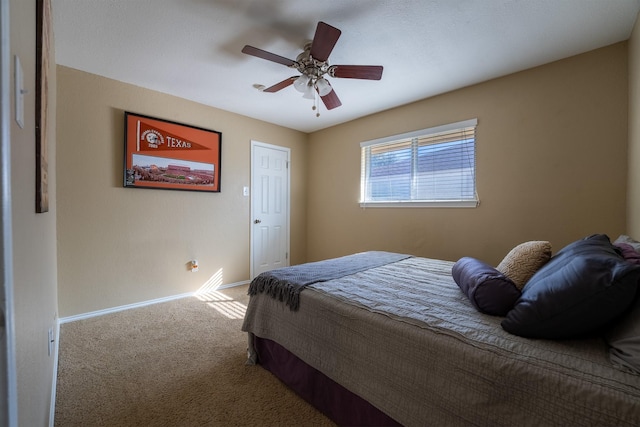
242, 256, 640, 426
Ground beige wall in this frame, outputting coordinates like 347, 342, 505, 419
628, 13, 640, 237
55, 39, 634, 320
10, 0, 59, 425
307, 43, 629, 265
56, 66, 307, 317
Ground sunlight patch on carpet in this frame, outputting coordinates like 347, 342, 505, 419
194, 269, 247, 319
198, 290, 247, 319
207, 299, 247, 319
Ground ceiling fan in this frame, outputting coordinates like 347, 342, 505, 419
241, 21, 383, 116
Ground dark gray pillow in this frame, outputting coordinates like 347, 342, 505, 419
606, 294, 640, 374
501, 234, 640, 339
452, 257, 520, 316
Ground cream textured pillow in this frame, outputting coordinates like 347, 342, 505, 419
496, 241, 552, 290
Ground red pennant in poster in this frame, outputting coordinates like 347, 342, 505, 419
136, 120, 210, 152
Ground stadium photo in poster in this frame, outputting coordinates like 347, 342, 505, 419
124, 112, 221, 192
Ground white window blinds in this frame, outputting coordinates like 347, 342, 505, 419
360, 119, 478, 207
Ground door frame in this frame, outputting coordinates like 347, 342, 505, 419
0, 0, 18, 424
249, 140, 291, 279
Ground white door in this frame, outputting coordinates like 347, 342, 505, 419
250, 141, 290, 278
0, 0, 17, 424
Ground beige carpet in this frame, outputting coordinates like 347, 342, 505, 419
54, 285, 335, 426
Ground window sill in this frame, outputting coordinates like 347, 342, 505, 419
359, 200, 479, 208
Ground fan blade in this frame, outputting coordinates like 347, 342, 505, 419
331, 65, 383, 80
263, 76, 298, 93
241, 45, 296, 67
318, 83, 342, 110
310, 21, 341, 62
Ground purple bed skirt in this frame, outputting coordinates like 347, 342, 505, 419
254, 336, 401, 427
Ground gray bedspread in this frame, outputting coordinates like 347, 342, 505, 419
248, 251, 411, 310
242, 256, 640, 427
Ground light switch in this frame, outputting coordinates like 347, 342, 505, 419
243, 186, 249, 196
15, 55, 24, 129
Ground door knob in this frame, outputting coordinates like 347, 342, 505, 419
254, 219, 262, 224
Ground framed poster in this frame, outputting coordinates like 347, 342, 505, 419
124, 112, 222, 192
35, 0, 51, 213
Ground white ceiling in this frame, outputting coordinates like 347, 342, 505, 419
52, 0, 640, 133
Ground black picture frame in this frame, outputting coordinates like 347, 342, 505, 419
124, 112, 222, 193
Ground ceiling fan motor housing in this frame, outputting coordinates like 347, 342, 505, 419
295, 44, 330, 79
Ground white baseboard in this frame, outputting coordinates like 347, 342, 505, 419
58, 292, 195, 324
59, 280, 249, 324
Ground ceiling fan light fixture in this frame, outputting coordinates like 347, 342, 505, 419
315, 78, 332, 96
302, 82, 316, 99
293, 75, 310, 93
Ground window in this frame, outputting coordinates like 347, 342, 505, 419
360, 119, 478, 207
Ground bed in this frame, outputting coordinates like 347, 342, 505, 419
241, 236, 640, 426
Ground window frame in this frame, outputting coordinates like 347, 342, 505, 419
359, 119, 479, 208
